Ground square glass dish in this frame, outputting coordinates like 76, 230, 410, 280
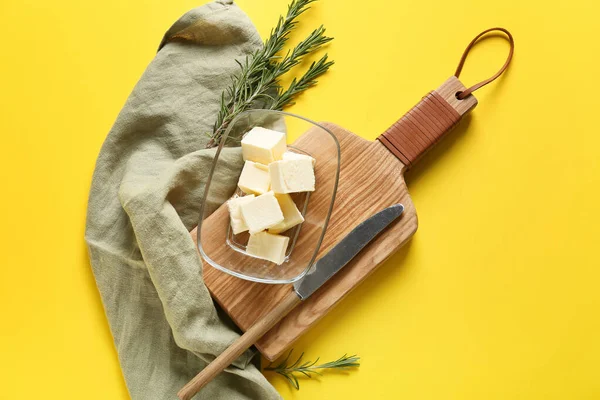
197, 110, 340, 284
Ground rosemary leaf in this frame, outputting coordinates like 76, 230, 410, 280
271, 55, 334, 110
264, 350, 360, 390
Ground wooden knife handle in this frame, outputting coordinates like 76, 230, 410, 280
377, 76, 477, 168
177, 292, 301, 400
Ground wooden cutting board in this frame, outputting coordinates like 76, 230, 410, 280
190, 76, 477, 361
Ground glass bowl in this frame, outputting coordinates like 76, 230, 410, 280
197, 110, 340, 284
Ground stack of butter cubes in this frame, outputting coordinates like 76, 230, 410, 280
227, 127, 316, 265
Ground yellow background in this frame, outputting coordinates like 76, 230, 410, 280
1, 0, 599, 398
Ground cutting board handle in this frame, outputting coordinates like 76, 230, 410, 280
377, 76, 477, 168
378, 27, 514, 168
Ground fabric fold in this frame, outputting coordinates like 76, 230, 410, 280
85, 2, 281, 399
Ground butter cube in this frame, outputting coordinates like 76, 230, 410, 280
227, 194, 255, 234
283, 151, 316, 166
246, 231, 290, 265
241, 127, 287, 165
269, 158, 315, 193
238, 161, 270, 195
268, 193, 305, 234
240, 191, 284, 234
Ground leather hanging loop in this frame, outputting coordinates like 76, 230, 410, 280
454, 27, 514, 100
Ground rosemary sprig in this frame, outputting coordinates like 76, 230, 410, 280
270, 55, 333, 110
264, 350, 360, 390
208, 0, 334, 147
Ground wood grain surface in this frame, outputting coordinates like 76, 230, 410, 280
191, 123, 419, 361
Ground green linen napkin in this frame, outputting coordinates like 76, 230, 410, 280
85, 1, 281, 398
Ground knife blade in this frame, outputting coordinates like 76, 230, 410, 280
294, 203, 404, 300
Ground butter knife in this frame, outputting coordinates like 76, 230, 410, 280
178, 203, 404, 400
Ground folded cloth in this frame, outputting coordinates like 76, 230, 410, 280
85, 1, 281, 398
